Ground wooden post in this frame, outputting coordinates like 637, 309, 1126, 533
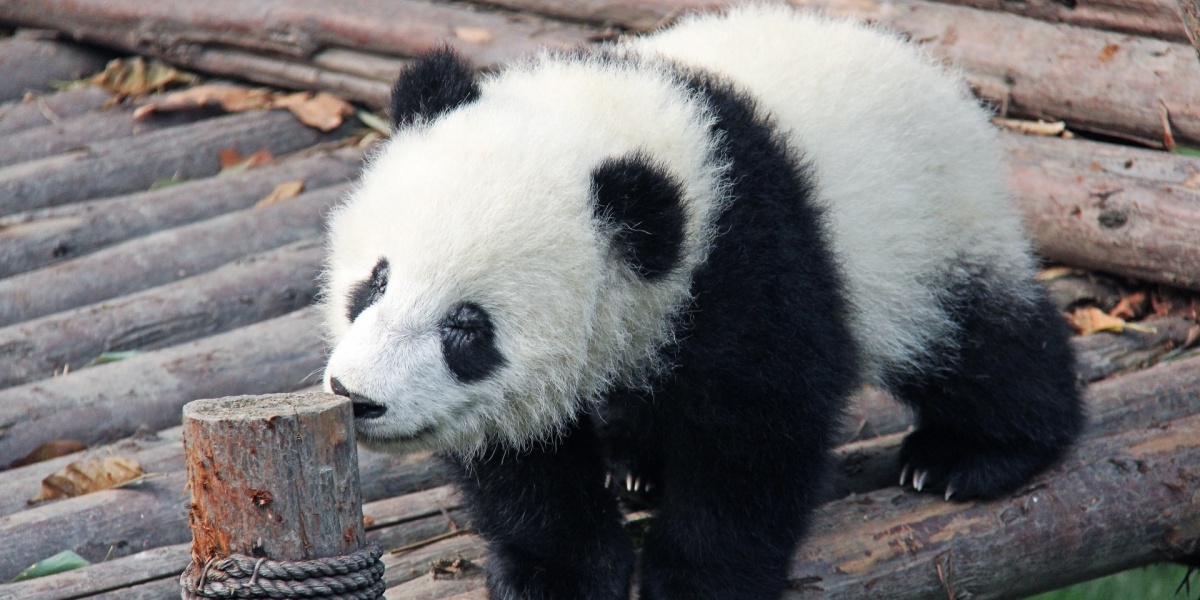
181, 392, 382, 598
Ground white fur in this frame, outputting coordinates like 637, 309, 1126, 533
630, 5, 1037, 380
322, 6, 1038, 455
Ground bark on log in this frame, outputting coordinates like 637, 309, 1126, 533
0, 103, 213, 169
0, 147, 362, 278
0, 184, 346, 327
466, 0, 1200, 148
929, 0, 1187, 42
0, 0, 596, 70
0, 35, 110, 102
1178, 0, 1200, 57
0, 86, 113, 136
0, 108, 353, 215
1006, 133, 1200, 290
181, 393, 367, 567
176, 46, 392, 109
0, 239, 323, 389
0, 308, 324, 462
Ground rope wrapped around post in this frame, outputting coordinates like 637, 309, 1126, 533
179, 546, 385, 599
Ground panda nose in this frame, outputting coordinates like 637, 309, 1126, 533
329, 377, 388, 419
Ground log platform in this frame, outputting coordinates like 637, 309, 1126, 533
0, 1, 1196, 598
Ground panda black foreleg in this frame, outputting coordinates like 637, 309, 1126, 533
890, 284, 1085, 500
442, 416, 635, 600
635, 392, 834, 600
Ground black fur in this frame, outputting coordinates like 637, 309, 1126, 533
591, 154, 686, 280
346, 257, 388, 322
887, 276, 1084, 499
390, 47, 480, 128
440, 302, 506, 383
442, 58, 1081, 600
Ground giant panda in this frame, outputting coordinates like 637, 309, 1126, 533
320, 5, 1084, 599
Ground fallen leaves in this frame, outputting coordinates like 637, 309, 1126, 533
993, 118, 1069, 137
30, 456, 146, 504
255, 180, 306, 207
137, 84, 356, 132
218, 148, 276, 174
454, 27, 494, 44
10, 550, 90, 582
90, 57, 198, 99
1067, 307, 1143, 335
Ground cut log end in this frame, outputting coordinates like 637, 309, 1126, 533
182, 392, 365, 565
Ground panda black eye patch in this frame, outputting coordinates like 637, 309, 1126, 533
346, 257, 389, 322
440, 302, 505, 383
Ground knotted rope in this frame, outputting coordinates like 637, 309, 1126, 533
179, 545, 385, 599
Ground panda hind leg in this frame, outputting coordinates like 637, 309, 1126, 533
888, 281, 1085, 500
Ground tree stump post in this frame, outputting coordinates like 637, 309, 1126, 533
179, 392, 384, 599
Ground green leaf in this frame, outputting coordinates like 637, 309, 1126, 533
84, 350, 141, 367
149, 174, 188, 190
10, 550, 90, 582
356, 109, 392, 136
1170, 146, 1200, 158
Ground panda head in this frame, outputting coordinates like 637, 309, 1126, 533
321, 48, 726, 456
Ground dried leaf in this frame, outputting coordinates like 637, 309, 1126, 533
454, 27, 494, 44
218, 148, 276, 175
1098, 44, 1120, 63
255, 180, 306, 207
1109, 292, 1146, 320
134, 84, 274, 119
1183, 171, 1200, 189
31, 456, 145, 503
272, 92, 354, 132
91, 57, 197, 97
993, 118, 1067, 137
10, 440, 87, 468
1068, 306, 1129, 335
10, 550, 90, 582
1035, 266, 1078, 282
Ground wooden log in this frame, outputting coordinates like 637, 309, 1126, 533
0, 184, 347, 327
1070, 316, 1198, 381
0, 308, 324, 462
0, 147, 362, 278
177, 46, 391, 109
0, 487, 462, 599
1178, 0, 1200, 57
1005, 133, 1200, 291
0, 470, 191, 582
0, 0, 597, 70
470, 0, 718, 31
926, 0, 1186, 42
181, 393, 367, 568
0, 430, 184, 516
0, 103, 214, 169
467, 0, 1200, 148
0, 108, 352, 215
0, 239, 322, 389
0, 35, 110, 102
0, 86, 113, 136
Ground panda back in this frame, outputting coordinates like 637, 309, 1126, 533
632, 7, 1038, 380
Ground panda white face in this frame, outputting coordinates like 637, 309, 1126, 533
320, 50, 728, 456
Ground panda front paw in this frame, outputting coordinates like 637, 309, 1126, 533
898, 428, 1062, 501
604, 458, 658, 507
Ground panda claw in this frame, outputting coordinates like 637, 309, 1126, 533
625, 474, 634, 492
898, 464, 911, 487
944, 485, 956, 502
633, 477, 641, 492
604, 472, 612, 489
913, 469, 927, 492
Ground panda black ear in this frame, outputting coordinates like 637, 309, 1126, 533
390, 46, 480, 128
591, 154, 686, 281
